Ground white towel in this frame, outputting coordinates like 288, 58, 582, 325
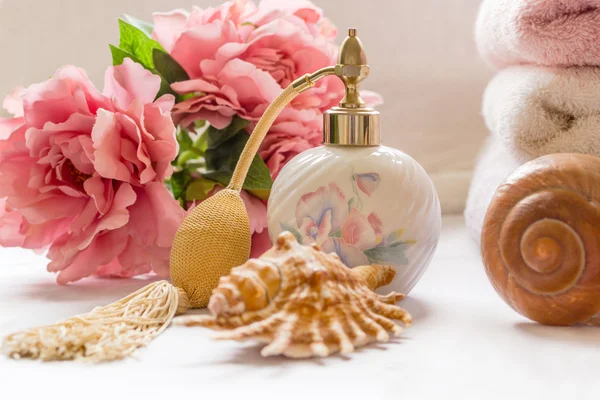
483, 65, 600, 163
464, 136, 520, 245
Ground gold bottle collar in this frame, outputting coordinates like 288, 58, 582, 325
323, 28, 381, 146
324, 107, 380, 146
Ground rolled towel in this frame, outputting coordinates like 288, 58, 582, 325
476, 0, 600, 68
483, 65, 600, 163
465, 136, 520, 245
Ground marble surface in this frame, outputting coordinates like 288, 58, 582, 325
0, 216, 598, 399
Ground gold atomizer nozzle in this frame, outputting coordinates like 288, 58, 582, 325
291, 28, 380, 146
324, 28, 381, 146
336, 27, 370, 108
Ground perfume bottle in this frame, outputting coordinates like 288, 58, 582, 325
267, 30, 441, 294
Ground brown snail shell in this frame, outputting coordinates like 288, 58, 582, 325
482, 153, 600, 326
176, 231, 412, 358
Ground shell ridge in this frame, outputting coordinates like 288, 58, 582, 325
186, 231, 412, 357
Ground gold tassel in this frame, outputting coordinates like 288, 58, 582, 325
2, 281, 189, 362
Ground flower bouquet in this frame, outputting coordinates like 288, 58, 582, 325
0, 0, 381, 284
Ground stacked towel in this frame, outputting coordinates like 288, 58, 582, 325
476, 0, 600, 68
484, 66, 600, 163
466, 0, 600, 243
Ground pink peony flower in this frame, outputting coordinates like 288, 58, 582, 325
258, 107, 322, 179
153, 0, 383, 178
0, 59, 185, 284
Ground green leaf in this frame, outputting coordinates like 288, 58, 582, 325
364, 242, 414, 266
157, 80, 175, 98
153, 48, 190, 84
194, 130, 209, 153
280, 222, 303, 244
203, 117, 272, 196
186, 177, 219, 202
330, 230, 342, 238
118, 19, 164, 70
247, 188, 270, 201
111, 21, 178, 99
206, 116, 250, 149
173, 127, 202, 167
109, 44, 143, 67
122, 14, 154, 37
170, 169, 192, 205
176, 150, 201, 167
203, 162, 272, 196
176, 127, 193, 152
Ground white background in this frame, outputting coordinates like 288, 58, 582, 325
0, 0, 493, 213
1, 217, 599, 399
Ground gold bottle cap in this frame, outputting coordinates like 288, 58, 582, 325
324, 28, 381, 146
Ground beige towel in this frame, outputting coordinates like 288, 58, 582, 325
464, 136, 520, 245
483, 65, 600, 163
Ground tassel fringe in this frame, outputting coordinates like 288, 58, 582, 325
2, 281, 189, 362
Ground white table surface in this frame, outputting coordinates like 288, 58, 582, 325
1, 215, 598, 399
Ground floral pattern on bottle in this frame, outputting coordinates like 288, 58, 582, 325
280, 172, 416, 268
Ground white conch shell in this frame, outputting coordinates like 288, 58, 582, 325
177, 231, 412, 358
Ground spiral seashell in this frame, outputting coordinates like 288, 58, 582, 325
176, 231, 412, 358
482, 153, 600, 326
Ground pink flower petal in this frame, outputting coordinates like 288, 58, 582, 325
259, 132, 314, 178
295, 183, 347, 233
91, 109, 133, 182
217, 59, 282, 109
250, 229, 272, 258
103, 58, 162, 110
0, 199, 26, 247
171, 20, 241, 77
170, 78, 221, 94
321, 237, 369, 268
116, 238, 169, 278
22, 66, 107, 129
354, 173, 380, 197
316, 209, 332, 244
16, 194, 86, 225
152, 9, 190, 53
341, 207, 378, 251
127, 182, 185, 248
140, 103, 178, 180
0, 117, 25, 141
153, 94, 176, 114
53, 182, 135, 268
298, 217, 318, 244
3, 87, 25, 117
368, 212, 384, 246
55, 227, 129, 284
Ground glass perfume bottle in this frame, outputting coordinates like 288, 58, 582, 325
267, 30, 441, 294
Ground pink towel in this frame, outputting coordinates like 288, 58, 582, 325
483, 65, 600, 163
476, 0, 600, 68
